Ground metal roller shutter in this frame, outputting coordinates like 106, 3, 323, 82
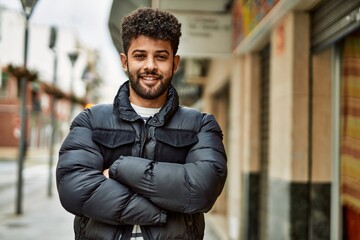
311, 0, 360, 52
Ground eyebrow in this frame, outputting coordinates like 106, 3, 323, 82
131, 50, 170, 55
156, 50, 170, 55
131, 50, 146, 55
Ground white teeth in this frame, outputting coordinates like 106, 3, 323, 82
142, 76, 157, 80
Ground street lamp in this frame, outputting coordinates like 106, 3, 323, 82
68, 51, 79, 121
20, 0, 38, 18
16, 0, 39, 215
48, 26, 57, 198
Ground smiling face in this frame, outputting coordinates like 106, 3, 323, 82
121, 35, 180, 108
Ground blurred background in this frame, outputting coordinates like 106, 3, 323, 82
0, 0, 360, 239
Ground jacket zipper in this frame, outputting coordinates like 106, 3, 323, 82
115, 230, 121, 240
137, 120, 150, 240
139, 119, 149, 157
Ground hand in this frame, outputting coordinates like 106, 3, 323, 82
103, 169, 109, 178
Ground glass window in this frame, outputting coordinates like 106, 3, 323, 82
0, 69, 9, 98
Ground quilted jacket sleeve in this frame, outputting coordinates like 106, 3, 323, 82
56, 109, 166, 226
109, 114, 227, 214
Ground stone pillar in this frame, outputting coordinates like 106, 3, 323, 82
240, 53, 261, 240
227, 56, 244, 240
267, 12, 310, 239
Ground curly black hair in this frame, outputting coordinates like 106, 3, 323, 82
121, 7, 182, 55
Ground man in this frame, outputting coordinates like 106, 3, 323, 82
56, 7, 227, 240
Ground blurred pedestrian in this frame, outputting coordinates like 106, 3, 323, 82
56, 7, 227, 240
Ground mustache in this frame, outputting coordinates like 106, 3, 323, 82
139, 70, 163, 78
143, 70, 157, 75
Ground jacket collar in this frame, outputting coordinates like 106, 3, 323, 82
113, 81, 179, 126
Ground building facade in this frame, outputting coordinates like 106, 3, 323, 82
202, 0, 360, 239
0, 6, 101, 159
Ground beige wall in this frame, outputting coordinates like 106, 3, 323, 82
242, 53, 261, 173
269, 12, 310, 181
311, 48, 333, 182
204, 58, 233, 97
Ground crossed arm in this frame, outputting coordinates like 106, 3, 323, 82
56, 111, 166, 226
108, 114, 227, 214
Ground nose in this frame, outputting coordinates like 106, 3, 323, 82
144, 56, 157, 71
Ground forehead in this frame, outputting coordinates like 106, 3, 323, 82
128, 35, 173, 54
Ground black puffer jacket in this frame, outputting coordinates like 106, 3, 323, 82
56, 81, 227, 240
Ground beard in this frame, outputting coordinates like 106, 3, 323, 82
128, 68, 173, 100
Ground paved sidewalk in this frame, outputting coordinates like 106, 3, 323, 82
0, 191, 74, 240
0, 193, 219, 240
0, 149, 75, 240
0, 146, 221, 240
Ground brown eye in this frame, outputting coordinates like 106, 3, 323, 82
134, 54, 146, 59
156, 55, 168, 60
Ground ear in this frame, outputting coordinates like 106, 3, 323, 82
120, 53, 128, 71
173, 55, 180, 73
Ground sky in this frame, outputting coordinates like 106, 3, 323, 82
0, 0, 126, 103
